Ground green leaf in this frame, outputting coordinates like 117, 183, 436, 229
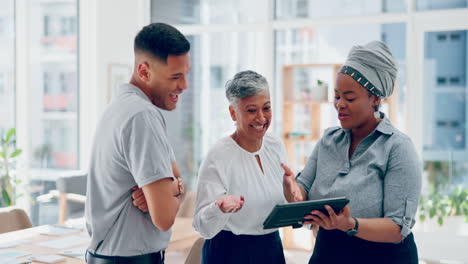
5, 128, 15, 142
429, 207, 436, 218
2, 189, 11, 206
419, 214, 426, 222
9, 149, 22, 159
2, 145, 7, 157
0, 152, 5, 159
437, 216, 443, 226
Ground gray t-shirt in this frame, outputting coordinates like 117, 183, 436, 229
296, 115, 421, 239
85, 83, 175, 256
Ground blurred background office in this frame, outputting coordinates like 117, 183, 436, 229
0, 0, 467, 263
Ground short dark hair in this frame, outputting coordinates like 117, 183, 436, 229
134, 23, 190, 62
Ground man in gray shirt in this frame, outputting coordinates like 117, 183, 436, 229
85, 23, 190, 264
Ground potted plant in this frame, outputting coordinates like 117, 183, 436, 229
0, 128, 23, 207
312, 79, 328, 102
417, 185, 468, 235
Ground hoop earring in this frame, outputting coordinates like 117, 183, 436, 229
374, 110, 380, 119
373, 105, 380, 120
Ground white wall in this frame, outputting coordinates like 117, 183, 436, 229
79, 0, 149, 169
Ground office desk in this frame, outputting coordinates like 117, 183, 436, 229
0, 218, 199, 263
0, 225, 87, 263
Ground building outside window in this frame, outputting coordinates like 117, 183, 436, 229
417, 0, 468, 10
423, 29, 468, 191
29, 0, 78, 172
0, 0, 15, 135
26, 0, 79, 225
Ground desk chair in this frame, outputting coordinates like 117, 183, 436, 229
37, 173, 87, 224
185, 237, 205, 264
0, 207, 32, 234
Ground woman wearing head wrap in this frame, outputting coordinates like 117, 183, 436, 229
193, 70, 287, 264
283, 41, 421, 264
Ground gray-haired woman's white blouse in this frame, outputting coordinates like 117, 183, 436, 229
193, 134, 287, 239
296, 115, 422, 238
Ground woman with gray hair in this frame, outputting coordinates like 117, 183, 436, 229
283, 41, 421, 263
193, 70, 287, 264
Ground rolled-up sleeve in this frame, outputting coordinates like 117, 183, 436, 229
192, 158, 230, 239
121, 110, 174, 188
384, 137, 422, 238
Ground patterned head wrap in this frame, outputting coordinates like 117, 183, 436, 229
339, 41, 398, 98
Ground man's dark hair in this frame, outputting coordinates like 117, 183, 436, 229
134, 23, 190, 62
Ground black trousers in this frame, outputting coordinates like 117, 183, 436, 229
202, 230, 286, 264
86, 250, 165, 264
309, 228, 418, 264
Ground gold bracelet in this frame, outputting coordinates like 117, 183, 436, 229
175, 177, 185, 197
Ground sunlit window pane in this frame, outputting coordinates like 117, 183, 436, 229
29, 0, 79, 170
275, 0, 406, 20
0, 0, 15, 134
27, 0, 79, 226
151, 0, 268, 24
423, 30, 466, 152
423, 30, 468, 191
417, 0, 468, 11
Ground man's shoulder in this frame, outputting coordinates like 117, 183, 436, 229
103, 97, 163, 127
119, 110, 168, 141
112, 91, 160, 115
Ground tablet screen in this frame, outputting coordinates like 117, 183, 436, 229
263, 197, 349, 229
